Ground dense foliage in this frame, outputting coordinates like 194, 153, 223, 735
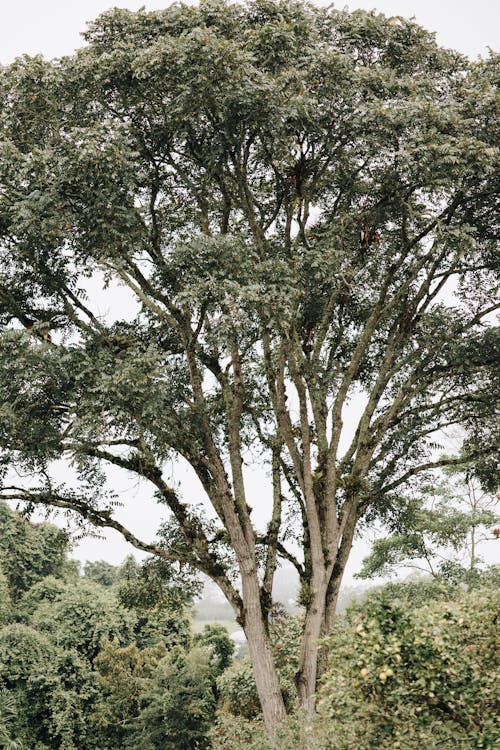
1, 502, 498, 748
0, 503, 234, 749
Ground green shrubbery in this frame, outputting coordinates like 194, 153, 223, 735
317, 579, 499, 749
0, 503, 234, 750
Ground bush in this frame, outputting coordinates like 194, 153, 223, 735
317, 581, 499, 749
210, 712, 312, 750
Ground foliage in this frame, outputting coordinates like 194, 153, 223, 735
0, 689, 23, 750
0, 562, 12, 626
359, 472, 499, 581
217, 661, 261, 720
16, 575, 72, 621
210, 711, 315, 750
126, 647, 218, 750
83, 560, 120, 587
118, 555, 201, 609
0, 500, 233, 749
0, 622, 98, 750
91, 640, 168, 746
0, 504, 68, 600
317, 578, 500, 749
117, 556, 198, 649
29, 579, 134, 662
210, 714, 268, 750
195, 623, 235, 676
213, 578, 500, 750
1, 496, 498, 748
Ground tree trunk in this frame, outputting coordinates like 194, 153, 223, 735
241, 568, 287, 730
295, 576, 328, 714
295, 500, 359, 710
316, 515, 357, 687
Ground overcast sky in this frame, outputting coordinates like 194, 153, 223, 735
1, 0, 498, 583
1, 0, 499, 64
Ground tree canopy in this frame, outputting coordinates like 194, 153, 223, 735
0, 0, 498, 728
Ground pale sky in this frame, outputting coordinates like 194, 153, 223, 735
1, 0, 498, 584
0, 0, 499, 64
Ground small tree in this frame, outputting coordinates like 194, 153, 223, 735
0, 0, 498, 729
126, 646, 218, 750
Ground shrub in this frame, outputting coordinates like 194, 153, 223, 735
317, 581, 499, 749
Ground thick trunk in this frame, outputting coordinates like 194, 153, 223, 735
295, 577, 328, 714
241, 569, 287, 730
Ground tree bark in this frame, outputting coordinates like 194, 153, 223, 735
316, 508, 358, 687
315, 564, 347, 686
294, 574, 328, 714
241, 567, 287, 730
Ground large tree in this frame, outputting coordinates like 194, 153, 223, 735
0, 0, 498, 729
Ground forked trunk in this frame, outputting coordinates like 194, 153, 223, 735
296, 540, 354, 711
240, 501, 357, 727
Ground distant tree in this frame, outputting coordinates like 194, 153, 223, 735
0, 0, 498, 727
358, 471, 499, 581
116, 555, 195, 650
15, 575, 68, 622
0, 503, 68, 600
0, 500, 235, 749
83, 560, 119, 587
91, 596, 231, 748
195, 623, 235, 676
29, 579, 134, 661
0, 623, 79, 750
